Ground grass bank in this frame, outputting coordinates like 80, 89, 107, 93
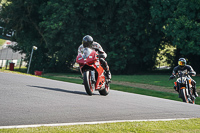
0, 118, 200, 133
112, 74, 200, 88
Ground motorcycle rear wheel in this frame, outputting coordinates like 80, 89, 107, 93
84, 71, 94, 96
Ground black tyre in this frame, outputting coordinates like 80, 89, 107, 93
99, 83, 110, 96
180, 89, 189, 103
83, 71, 94, 95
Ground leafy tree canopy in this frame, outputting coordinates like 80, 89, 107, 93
0, 0, 163, 74
150, 0, 200, 72
1, 0, 200, 74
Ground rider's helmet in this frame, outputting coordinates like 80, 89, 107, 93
82, 35, 93, 48
178, 58, 186, 68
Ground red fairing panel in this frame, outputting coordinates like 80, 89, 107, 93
76, 50, 97, 65
96, 72, 105, 89
87, 51, 97, 64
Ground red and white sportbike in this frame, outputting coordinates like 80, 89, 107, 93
76, 47, 110, 96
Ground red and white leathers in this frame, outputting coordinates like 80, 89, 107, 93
78, 42, 106, 57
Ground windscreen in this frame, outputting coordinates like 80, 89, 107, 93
82, 48, 93, 59
177, 70, 188, 77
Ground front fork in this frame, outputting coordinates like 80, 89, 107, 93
91, 70, 95, 83
175, 81, 191, 98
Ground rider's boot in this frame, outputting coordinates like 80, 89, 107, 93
187, 95, 192, 102
174, 85, 178, 92
105, 70, 111, 83
195, 92, 198, 97
193, 87, 198, 97
99, 58, 111, 82
191, 80, 198, 97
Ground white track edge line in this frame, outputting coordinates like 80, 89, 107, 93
0, 118, 192, 129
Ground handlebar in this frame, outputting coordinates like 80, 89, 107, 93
177, 72, 195, 77
169, 71, 194, 80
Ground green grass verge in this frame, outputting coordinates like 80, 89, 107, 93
0, 118, 200, 133
112, 74, 200, 88
0, 67, 29, 75
111, 84, 200, 105
111, 84, 181, 101
0, 39, 6, 46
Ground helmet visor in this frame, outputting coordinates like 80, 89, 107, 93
178, 61, 185, 66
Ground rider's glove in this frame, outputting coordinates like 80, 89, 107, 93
188, 72, 196, 76
169, 75, 175, 80
98, 54, 106, 58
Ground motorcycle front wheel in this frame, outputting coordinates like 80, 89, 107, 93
180, 89, 189, 103
84, 71, 94, 96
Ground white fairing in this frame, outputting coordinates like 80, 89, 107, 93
177, 77, 187, 84
82, 48, 93, 59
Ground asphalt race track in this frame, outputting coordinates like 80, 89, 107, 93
0, 72, 200, 126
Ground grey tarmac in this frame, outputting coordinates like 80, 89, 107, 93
0, 72, 200, 126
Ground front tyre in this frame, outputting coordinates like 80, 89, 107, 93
180, 89, 189, 103
84, 71, 94, 96
99, 83, 110, 96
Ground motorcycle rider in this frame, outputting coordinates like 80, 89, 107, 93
78, 35, 111, 81
169, 58, 198, 97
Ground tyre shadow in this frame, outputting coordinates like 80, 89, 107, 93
27, 85, 91, 96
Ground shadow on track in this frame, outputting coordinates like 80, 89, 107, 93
27, 85, 89, 96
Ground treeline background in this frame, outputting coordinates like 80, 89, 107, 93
0, 0, 200, 74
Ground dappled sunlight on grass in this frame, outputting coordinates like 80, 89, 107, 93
154, 81, 161, 83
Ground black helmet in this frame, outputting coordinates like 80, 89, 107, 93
178, 58, 186, 68
82, 35, 93, 48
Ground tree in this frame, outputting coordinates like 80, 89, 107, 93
150, 0, 200, 72
0, 0, 50, 73
165, 0, 200, 72
0, 0, 165, 74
